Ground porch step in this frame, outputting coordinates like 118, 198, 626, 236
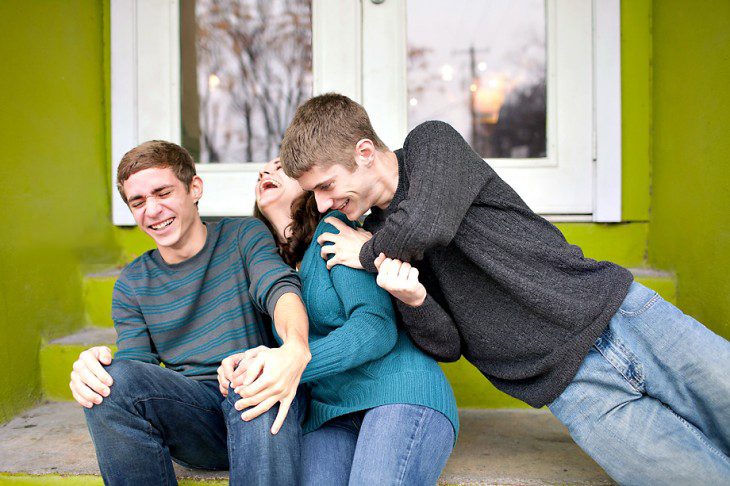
82, 270, 120, 328
0, 402, 612, 485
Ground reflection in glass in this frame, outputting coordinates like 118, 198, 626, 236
407, 0, 546, 159
181, 0, 312, 163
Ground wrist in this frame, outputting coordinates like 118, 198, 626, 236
282, 337, 311, 364
405, 291, 427, 308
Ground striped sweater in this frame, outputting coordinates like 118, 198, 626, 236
112, 217, 302, 380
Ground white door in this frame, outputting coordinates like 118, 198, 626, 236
360, 0, 622, 219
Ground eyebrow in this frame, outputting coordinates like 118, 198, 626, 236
127, 184, 175, 202
313, 178, 334, 191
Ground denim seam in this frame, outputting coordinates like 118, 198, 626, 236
618, 293, 660, 317
395, 406, 425, 485
668, 406, 730, 464
593, 334, 645, 394
141, 412, 174, 485
134, 396, 220, 414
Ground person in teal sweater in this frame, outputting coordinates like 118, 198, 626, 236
219, 158, 458, 485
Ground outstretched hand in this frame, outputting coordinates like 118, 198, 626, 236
316, 217, 372, 270
374, 253, 427, 307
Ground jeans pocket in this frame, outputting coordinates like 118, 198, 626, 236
594, 327, 645, 393
618, 282, 661, 317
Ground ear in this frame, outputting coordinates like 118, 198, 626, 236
354, 139, 376, 167
190, 175, 204, 202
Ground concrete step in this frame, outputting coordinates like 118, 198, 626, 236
82, 269, 120, 328
0, 402, 613, 485
40, 328, 117, 402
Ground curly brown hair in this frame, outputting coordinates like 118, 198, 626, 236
253, 191, 323, 268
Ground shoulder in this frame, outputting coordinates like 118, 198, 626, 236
313, 211, 357, 241
405, 121, 465, 147
218, 217, 268, 236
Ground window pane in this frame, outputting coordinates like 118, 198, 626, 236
181, 0, 313, 163
407, 0, 546, 159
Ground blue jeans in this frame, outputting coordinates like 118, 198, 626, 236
549, 282, 730, 485
83, 360, 304, 486
302, 404, 454, 485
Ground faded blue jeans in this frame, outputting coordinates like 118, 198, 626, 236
549, 282, 730, 485
84, 359, 304, 486
302, 404, 454, 485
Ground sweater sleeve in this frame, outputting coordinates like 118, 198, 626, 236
359, 121, 490, 272
301, 217, 399, 383
395, 295, 461, 362
238, 218, 302, 318
112, 274, 160, 364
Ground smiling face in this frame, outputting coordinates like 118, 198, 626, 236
123, 167, 204, 257
255, 158, 304, 219
296, 158, 379, 221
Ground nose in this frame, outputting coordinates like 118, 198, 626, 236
145, 195, 163, 216
314, 192, 334, 213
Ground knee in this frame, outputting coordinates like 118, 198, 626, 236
85, 360, 153, 418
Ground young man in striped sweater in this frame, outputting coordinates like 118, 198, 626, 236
275, 93, 730, 484
68, 141, 311, 485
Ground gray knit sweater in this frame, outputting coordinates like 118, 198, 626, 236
360, 121, 633, 408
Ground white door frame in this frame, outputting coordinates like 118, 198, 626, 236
111, 0, 621, 225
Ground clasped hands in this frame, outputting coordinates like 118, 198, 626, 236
217, 341, 308, 435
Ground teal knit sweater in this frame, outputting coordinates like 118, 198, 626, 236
297, 211, 459, 438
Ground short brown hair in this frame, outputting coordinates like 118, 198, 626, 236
116, 140, 196, 203
279, 93, 388, 179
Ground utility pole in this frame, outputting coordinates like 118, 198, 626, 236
452, 45, 489, 147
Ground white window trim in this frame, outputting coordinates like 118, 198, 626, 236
593, 0, 622, 222
111, 0, 621, 225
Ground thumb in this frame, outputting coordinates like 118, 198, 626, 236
374, 253, 386, 270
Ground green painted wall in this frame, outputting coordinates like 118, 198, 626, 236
649, 0, 730, 338
0, 1, 121, 422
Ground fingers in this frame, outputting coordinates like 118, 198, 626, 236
320, 244, 336, 260
69, 373, 103, 408
240, 396, 279, 423
96, 346, 113, 365
325, 255, 340, 270
270, 396, 293, 435
218, 373, 229, 397
408, 266, 420, 282
240, 357, 265, 388
323, 217, 348, 231
397, 261, 412, 280
81, 348, 114, 387
374, 252, 387, 270
316, 231, 338, 246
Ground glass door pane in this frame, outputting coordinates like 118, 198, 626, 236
407, 0, 546, 159
181, 0, 313, 164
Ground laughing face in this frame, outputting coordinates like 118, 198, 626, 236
255, 158, 304, 217
123, 167, 204, 257
296, 162, 377, 221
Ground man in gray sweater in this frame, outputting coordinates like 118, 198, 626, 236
279, 93, 730, 484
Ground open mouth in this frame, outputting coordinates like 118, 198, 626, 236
149, 217, 174, 231
336, 198, 350, 211
260, 179, 280, 192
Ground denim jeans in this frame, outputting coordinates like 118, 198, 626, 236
301, 403, 454, 486
84, 359, 303, 486
549, 282, 730, 485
